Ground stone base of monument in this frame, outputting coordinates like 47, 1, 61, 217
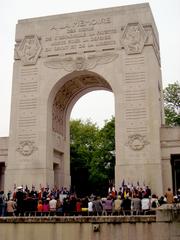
0, 209, 180, 240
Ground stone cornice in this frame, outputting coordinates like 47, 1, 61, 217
0, 216, 156, 224
161, 140, 180, 148
0, 148, 8, 156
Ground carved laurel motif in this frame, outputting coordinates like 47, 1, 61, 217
126, 134, 149, 151
44, 52, 119, 72
17, 35, 41, 66
16, 140, 38, 156
121, 23, 147, 54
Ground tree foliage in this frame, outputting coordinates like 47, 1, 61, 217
89, 117, 115, 195
163, 82, 180, 126
70, 119, 99, 196
70, 117, 115, 196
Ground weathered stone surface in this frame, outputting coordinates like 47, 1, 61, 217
0, 215, 156, 224
0, 3, 179, 196
0, 213, 180, 240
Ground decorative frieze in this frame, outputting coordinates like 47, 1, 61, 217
44, 52, 118, 72
14, 22, 160, 65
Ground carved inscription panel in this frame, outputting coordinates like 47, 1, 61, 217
123, 55, 150, 162
15, 18, 160, 64
16, 67, 39, 158
41, 17, 118, 57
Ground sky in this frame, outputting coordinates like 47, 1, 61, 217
0, 0, 180, 136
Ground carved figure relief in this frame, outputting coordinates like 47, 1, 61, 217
126, 134, 149, 150
44, 52, 118, 72
16, 140, 38, 156
121, 23, 147, 54
17, 35, 41, 65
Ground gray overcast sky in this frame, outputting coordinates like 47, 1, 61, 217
0, 0, 180, 136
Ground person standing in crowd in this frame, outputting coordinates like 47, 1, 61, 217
176, 188, 180, 202
93, 196, 103, 216
56, 198, 63, 215
88, 198, 93, 216
103, 195, 113, 215
0, 191, 6, 216
131, 193, 141, 215
113, 195, 122, 215
121, 196, 131, 215
6, 198, 16, 216
165, 188, 174, 204
144, 186, 151, 198
42, 187, 49, 202
49, 196, 57, 215
150, 194, 159, 208
76, 198, 82, 215
141, 196, 150, 215
30, 186, 38, 199
69, 195, 77, 215
24, 192, 36, 215
42, 199, 50, 215
111, 186, 117, 199
37, 200, 43, 213
15, 186, 26, 216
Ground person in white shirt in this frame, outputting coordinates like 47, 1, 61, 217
49, 196, 57, 213
141, 197, 150, 215
88, 200, 93, 216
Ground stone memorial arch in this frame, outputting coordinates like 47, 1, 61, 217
4, 3, 171, 195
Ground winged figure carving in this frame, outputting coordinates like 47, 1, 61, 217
44, 52, 119, 72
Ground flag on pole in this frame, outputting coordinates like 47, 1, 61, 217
122, 179, 125, 187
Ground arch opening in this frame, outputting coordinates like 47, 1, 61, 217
51, 72, 115, 195
70, 90, 115, 196
71, 90, 114, 128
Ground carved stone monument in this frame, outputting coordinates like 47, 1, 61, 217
3, 3, 173, 195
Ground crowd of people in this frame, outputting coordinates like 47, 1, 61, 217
0, 184, 179, 217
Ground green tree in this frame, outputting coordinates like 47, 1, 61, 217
70, 117, 115, 196
70, 119, 99, 196
164, 82, 180, 126
89, 116, 115, 195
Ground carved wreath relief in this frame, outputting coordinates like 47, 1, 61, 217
126, 134, 149, 151
17, 35, 41, 65
121, 23, 147, 54
16, 140, 38, 156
